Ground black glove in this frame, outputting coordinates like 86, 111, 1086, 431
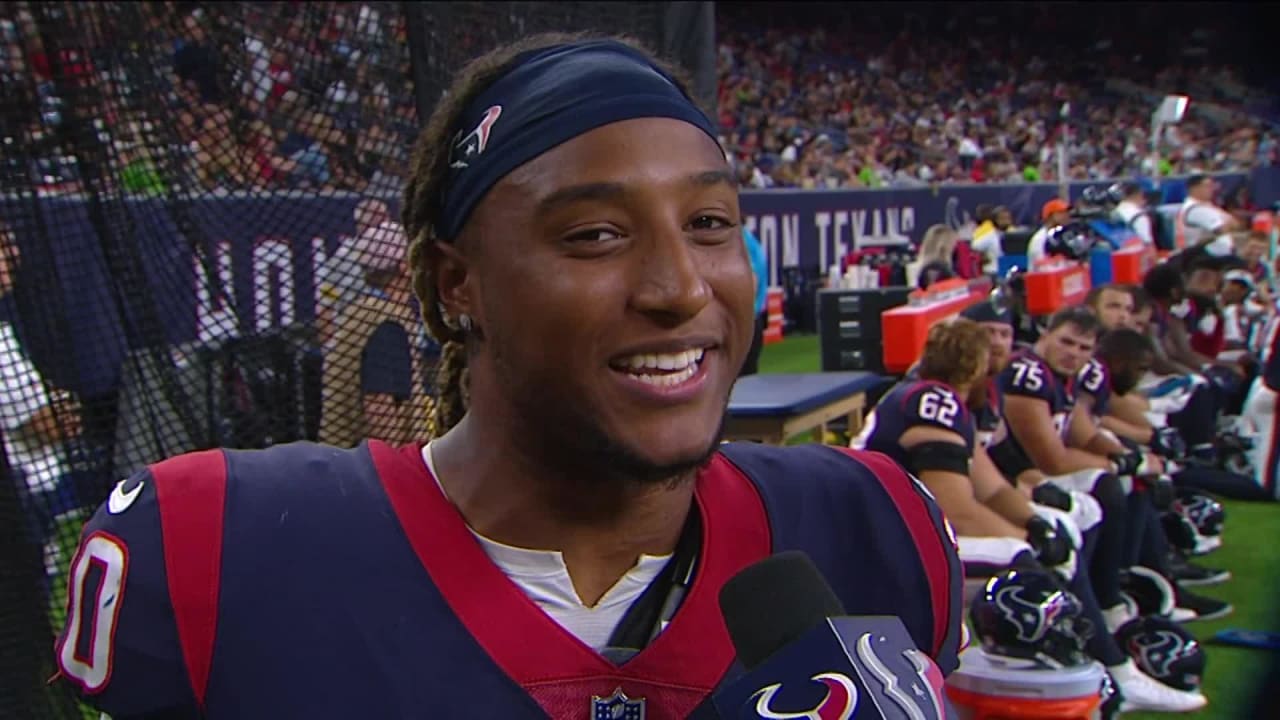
1026, 516, 1073, 568
1119, 435, 1142, 454
1148, 475, 1176, 511
1110, 448, 1143, 476
1151, 427, 1187, 460
1032, 483, 1072, 511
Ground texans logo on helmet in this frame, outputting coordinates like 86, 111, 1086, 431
1129, 630, 1200, 682
1176, 496, 1222, 533
994, 585, 1066, 643
751, 673, 859, 720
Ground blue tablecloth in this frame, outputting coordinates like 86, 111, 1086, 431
727, 372, 888, 417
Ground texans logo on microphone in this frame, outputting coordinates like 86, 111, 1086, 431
749, 634, 946, 720
851, 633, 946, 720
751, 673, 859, 720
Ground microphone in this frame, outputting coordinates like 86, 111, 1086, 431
712, 551, 953, 719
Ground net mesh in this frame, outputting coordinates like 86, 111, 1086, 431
0, 1, 686, 715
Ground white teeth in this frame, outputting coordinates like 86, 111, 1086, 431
629, 363, 698, 386
618, 348, 705, 372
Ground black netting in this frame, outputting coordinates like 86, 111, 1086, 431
0, 2, 704, 715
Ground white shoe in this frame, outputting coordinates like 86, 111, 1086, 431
1102, 595, 1138, 634
1110, 660, 1208, 713
1193, 535, 1222, 555
1169, 607, 1199, 623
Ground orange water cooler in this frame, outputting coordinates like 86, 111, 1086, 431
880, 278, 991, 374
1023, 262, 1091, 316
946, 648, 1106, 720
1110, 243, 1155, 284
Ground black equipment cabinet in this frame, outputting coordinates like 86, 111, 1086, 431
817, 287, 911, 374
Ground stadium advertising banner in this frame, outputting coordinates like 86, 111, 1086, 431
740, 173, 1251, 286
1, 172, 1258, 397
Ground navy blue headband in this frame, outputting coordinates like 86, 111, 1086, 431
437, 39, 720, 241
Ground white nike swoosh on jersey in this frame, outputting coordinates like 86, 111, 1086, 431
107, 479, 144, 514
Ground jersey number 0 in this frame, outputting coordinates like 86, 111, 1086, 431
57, 532, 129, 693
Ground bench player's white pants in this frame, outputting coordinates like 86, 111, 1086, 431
1241, 377, 1280, 500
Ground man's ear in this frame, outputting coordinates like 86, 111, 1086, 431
431, 240, 473, 321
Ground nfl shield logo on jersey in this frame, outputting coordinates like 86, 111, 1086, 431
592, 687, 646, 719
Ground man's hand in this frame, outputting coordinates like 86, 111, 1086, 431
1029, 505, 1083, 551
1031, 483, 1072, 511
1136, 452, 1165, 477
1026, 515, 1077, 580
1151, 426, 1187, 460
1026, 516, 1072, 564
1110, 446, 1143, 476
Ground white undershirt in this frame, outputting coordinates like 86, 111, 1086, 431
420, 443, 670, 652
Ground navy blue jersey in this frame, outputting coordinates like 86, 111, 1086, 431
971, 378, 1007, 449
1076, 357, 1112, 417
988, 349, 1075, 477
854, 381, 975, 467
55, 441, 962, 719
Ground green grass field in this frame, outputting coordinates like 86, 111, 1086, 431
758, 333, 1280, 719
42, 333, 1278, 717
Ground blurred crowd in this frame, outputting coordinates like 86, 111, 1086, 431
1, 1, 416, 196
2, 2, 1276, 197
717, 4, 1277, 190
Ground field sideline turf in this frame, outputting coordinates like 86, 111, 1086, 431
758, 333, 1280, 719
40, 333, 1278, 718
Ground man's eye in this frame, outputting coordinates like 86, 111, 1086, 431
564, 228, 622, 243
689, 215, 734, 231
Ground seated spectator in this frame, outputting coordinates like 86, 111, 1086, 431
1028, 199, 1073, 268
970, 204, 1003, 274
993, 206, 1016, 233
316, 199, 391, 347
0, 222, 84, 576
716, 6, 1274, 190
319, 221, 433, 448
911, 224, 958, 289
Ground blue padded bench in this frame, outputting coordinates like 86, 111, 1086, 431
724, 372, 890, 445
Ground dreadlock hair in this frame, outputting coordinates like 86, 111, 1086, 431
402, 32, 702, 439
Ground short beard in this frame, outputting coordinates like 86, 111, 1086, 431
573, 411, 728, 489
966, 379, 989, 411
491, 339, 729, 490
